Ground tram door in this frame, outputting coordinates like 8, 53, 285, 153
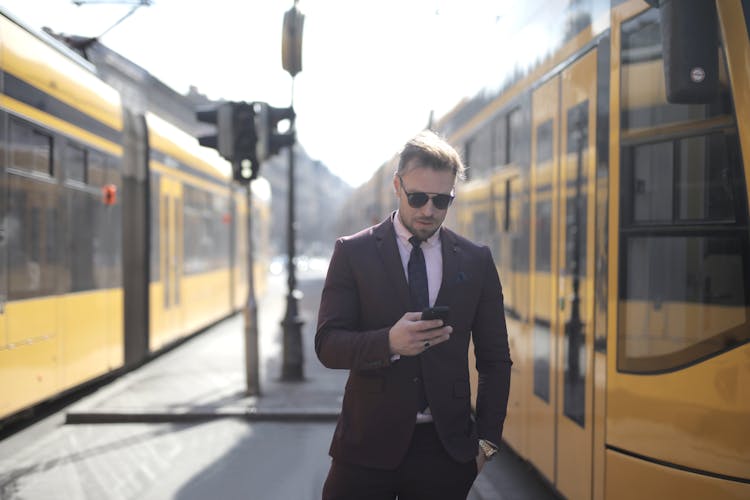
554, 50, 598, 500
528, 74, 560, 484
155, 176, 183, 348
530, 49, 598, 497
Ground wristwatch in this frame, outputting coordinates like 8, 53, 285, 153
478, 439, 498, 460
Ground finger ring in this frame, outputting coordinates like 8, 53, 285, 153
424, 341, 430, 349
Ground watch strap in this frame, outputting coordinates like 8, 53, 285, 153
478, 439, 498, 460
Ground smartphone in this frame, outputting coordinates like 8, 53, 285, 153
421, 306, 450, 323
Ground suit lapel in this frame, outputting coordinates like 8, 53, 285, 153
373, 215, 411, 309
435, 227, 461, 307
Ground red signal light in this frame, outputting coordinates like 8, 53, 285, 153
103, 184, 117, 206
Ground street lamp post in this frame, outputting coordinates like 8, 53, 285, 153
280, 0, 305, 381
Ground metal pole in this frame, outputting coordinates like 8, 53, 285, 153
244, 181, 261, 395
279, 0, 305, 381
281, 80, 304, 380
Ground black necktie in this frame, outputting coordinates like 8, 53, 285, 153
408, 236, 429, 412
408, 236, 429, 311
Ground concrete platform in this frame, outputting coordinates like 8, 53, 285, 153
66, 274, 345, 425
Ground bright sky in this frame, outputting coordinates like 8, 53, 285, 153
1, 0, 525, 187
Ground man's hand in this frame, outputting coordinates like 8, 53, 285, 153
388, 312, 452, 356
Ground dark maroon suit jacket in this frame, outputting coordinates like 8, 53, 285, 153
315, 215, 512, 470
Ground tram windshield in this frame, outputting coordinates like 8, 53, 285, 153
617, 5, 750, 373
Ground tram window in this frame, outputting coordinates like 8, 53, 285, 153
565, 102, 589, 278
563, 102, 589, 426
163, 194, 171, 307
620, 235, 748, 371
533, 321, 551, 402
620, 135, 749, 373
629, 141, 673, 223
621, 8, 731, 132
183, 186, 230, 274
105, 155, 121, 186
534, 120, 553, 272
7, 120, 58, 299
183, 186, 206, 274
463, 139, 473, 181
625, 236, 746, 306
503, 177, 520, 234
503, 179, 513, 233
507, 108, 523, 165
10, 120, 53, 176
88, 151, 107, 186
565, 195, 587, 277
626, 132, 739, 225
468, 127, 493, 179
535, 200, 552, 272
65, 144, 87, 183
493, 116, 507, 168
69, 186, 95, 292
210, 192, 229, 270
8, 177, 58, 299
472, 211, 491, 247
618, 7, 750, 372
150, 174, 160, 282
536, 120, 553, 164
677, 134, 736, 222
93, 154, 122, 289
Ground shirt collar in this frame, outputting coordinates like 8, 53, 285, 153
393, 210, 441, 248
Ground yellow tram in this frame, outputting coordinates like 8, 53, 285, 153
342, 1, 749, 498
0, 10, 270, 422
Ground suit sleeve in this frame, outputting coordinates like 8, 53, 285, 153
315, 238, 392, 371
472, 246, 513, 446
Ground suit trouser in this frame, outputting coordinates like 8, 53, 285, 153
322, 423, 478, 500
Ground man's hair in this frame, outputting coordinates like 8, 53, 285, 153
396, 130, 466, 180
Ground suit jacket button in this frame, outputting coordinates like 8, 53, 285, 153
413, 377, 420, 383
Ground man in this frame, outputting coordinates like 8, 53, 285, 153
316, 130, 512, 500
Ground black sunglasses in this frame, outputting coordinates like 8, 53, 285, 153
398, 175, 455, 210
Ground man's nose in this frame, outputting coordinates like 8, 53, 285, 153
419, 200, 437, 216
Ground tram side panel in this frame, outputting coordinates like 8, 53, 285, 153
146, 114, 234, 352
606, 2, 750, 497
0, 13, 126, 420
0, 9, 254, 422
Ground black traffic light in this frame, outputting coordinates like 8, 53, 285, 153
268, 105, 296, 156
196, 101, 260, 184
254, 102, 295, 163
232, 102, 260, 183
196, 102, 235, 160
